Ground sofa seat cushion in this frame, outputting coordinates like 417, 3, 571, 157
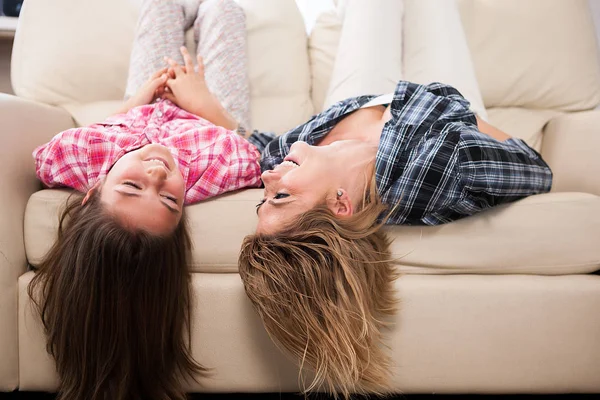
25, 190, 600, 275
388, 192, 600, 275
60, 101, 124, 127
486, 107, 561, 152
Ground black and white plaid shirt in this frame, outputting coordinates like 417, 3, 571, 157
248, 81, 552, 225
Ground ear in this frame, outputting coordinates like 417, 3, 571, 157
82, 180, 102, 206
329, 189, 353, 217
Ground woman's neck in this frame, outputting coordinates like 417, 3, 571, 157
332, 140, 378, 209
318, 105, 388, 147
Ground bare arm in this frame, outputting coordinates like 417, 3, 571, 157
475, 116, 512, 142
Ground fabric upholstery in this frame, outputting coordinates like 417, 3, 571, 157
308, 9, 342, 112
313, 0, 489, 118
486, 107, 561, 152
457, 0, 600, 111
19, 272, 600, 393
12, 0, 139, 104
542, 111, 600, 196
25, 190, 600, 275
236, 0, 314, 134
12, 0, 312, 134
7, 0, 600, 394
0, 95, 75, 391
59, 101, 124, 127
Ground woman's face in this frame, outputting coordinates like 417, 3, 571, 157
256, 140, 376, 234
98, 144, 185, 235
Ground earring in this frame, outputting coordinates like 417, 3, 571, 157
337, 190, 343, 197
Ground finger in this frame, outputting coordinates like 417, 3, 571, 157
165, 77, 178, 92
161, 92, 177, 103
164, 56, 183, 76
180, 46, 194, 74
168, 63, 185, 78
164, 57, 187, 75
167, 67, 177, 79
150, 67, 169, 80
149, 74, 168, 92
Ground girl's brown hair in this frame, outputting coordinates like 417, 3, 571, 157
28, 190, 207, 400
238, 184, 398, 398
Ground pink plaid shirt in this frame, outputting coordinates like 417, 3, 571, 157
33, 100, 262, 205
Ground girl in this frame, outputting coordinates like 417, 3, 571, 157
28, 1, 258, 400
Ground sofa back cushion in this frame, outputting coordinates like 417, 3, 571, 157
457, 0, 600, 111
12, 0, 313, 134
11, 0, 138, 105
315, 0, 600, 113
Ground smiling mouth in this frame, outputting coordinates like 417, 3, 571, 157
278, 160, 299, 169
282, 156, 300, 167
145, 157, 170, 171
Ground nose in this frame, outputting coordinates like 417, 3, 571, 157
146, 165, 168, 182
261, 169, 278, 185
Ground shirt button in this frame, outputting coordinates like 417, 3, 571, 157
156, 111, 163, 117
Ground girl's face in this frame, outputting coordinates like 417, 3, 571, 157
98, 144, 185, 235
256, 140, 376, 234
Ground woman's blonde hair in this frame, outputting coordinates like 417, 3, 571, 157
238, 181, 398, 398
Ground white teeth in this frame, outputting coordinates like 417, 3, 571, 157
148, 158, 167, 167
280, 160, 299, 168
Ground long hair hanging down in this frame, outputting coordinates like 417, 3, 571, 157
28, 191, 208, 400
238, 184, 399, 399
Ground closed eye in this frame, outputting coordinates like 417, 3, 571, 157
123, 181, 141, 189
162, 194, 177, 203
256, 199, 266, 214
255, 193, 289, 215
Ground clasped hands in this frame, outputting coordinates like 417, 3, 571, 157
123, 46, 238, 130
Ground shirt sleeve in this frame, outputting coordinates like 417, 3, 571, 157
184, 131, 262, 204
455, 131, 553, 215
247, 130, 277, 153
424, 82, 474, 115
32, 128, 92, 192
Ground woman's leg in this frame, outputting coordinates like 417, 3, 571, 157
324, 0, 404, 108
403, 0, 488, 120
193, 0, 251, 131
124, 0, 186, 99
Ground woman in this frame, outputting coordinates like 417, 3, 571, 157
239, 26, 552, 400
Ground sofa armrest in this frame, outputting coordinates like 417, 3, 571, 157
0, 94, 75, 274
541, 110, 600, 195
0, 94, 74, 390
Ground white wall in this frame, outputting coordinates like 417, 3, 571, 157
295, 0, 334, 33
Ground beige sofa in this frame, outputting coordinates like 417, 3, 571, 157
1, 0, 600, 394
